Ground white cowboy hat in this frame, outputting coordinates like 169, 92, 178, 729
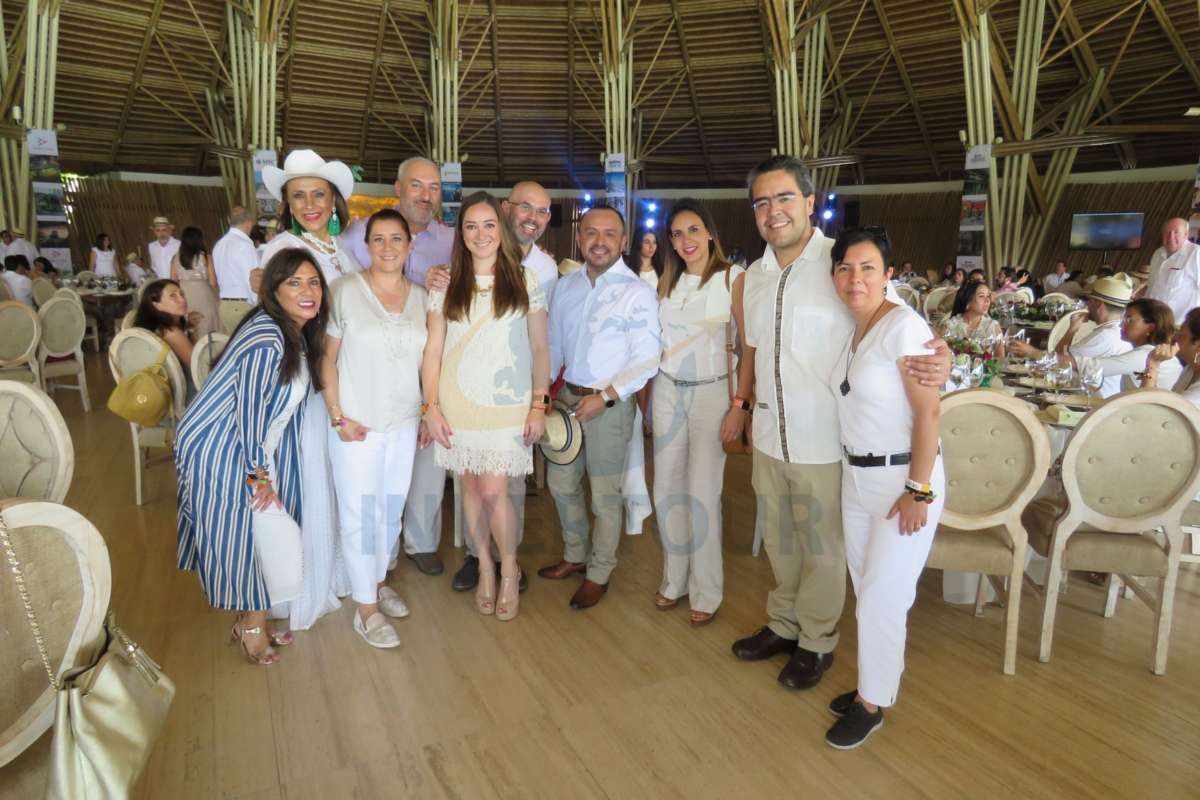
538, 403, 583, 466
1087, 272, 1135, 307
262, 149, 354, 203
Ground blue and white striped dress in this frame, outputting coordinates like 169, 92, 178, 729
175, 311, 307, 611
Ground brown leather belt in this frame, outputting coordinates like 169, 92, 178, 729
564, 382, 601, 396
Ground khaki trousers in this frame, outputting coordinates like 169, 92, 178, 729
751, 449, 844, 653
651, 374, 726, 613
218, 299, 252, 334
546, 388, 635, 584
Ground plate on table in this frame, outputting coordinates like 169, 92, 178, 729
1030, 321, 1054, 330
1042, 392, 1099, 408
1036, 405, 1083, 428
1017, 377, 1052, 390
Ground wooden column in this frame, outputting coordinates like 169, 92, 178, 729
599, 0, 635, 203
0, 0, 61, 233
763, 0, 803, 157
955, 1, 999, 272
430, 0, 460, 165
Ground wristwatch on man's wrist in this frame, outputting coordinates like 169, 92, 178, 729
603, 386, 617, 408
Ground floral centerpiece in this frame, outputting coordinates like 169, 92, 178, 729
945, 336, 1002, 388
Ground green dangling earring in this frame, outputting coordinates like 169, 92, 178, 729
291, 218, 302, 235
328, 213, 342, 237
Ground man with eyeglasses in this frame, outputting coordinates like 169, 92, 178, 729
730, 155, 950, 694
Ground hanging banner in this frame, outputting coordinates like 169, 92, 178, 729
955, 144, 990, 275
440, 162, 462, 226
28, 128, 72, 273
604, 152, 627, 220
253, 150, 278, 217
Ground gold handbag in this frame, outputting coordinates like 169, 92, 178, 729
106, 345, 172, 427
0, 514, 175, 800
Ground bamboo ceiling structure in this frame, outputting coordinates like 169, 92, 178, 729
5, 0, 1199, 189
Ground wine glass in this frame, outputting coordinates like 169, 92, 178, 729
1080, 358, 1103, 404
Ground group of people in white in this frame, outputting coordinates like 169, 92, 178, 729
159, 147, 1199, 751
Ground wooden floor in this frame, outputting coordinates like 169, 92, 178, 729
19, 352, 1200, 798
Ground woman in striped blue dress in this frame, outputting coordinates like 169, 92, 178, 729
176, 248, 329, 665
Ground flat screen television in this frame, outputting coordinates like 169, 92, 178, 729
1069, 212, 1143, 250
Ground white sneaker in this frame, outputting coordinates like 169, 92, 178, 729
353, 611, 401, 649
378, 586, 410, 619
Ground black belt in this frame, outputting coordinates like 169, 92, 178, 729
843, 448, 911, 468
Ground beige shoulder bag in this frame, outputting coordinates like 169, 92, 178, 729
0, 512, 175, 799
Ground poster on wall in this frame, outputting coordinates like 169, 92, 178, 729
1188, 155, 1200, 244
440, 162, 462, 226
955, 144, 991, 274
27, 128, 72, 273
253, 150, 278, 217
604, 153, 626, 220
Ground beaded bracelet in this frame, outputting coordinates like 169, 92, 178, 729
904, 485, 935, 504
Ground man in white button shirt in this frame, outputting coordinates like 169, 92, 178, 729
730, 155, 949, 690
1011, 272, 1134, 397
146, 216, 180, 280
3, 254, 34, 305
3, 227, 38, 264
1043, 259, 1068, 292
1145, 218, 1200, 324
538, 205, 661, 610
211, 205, 258, 329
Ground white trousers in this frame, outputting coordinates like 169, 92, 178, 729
841, 456, 944, 708
329, 425, 419, 604
401, 441, 446, 555
651, 375, 726, 613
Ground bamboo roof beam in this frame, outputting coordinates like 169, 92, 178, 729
870, 0, 939, 175
1146, 0, 1200, 93
668, 0, 713, 184
358, 0, 391, 170
109, 0, 166, 164
488, 0, 506, 183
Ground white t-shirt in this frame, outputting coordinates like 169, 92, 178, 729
1147, 241, 1200, 325
2, 271, 33, 305
659, 265, 745, 381
523, 244, 559, 309
92, 248, 116, 277
327, 272, 428, 432
147, 237, 180, 280
1068, 318, 1132, 397
832, 304, 934, 456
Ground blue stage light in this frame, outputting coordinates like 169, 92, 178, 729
583, 192, 592, 202
647, 201, 658, 212
821, 209, 834, 221
646, 218, 656, 228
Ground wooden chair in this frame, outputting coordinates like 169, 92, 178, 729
0, 301, 42, 386
894, 283, 920, 311
0, 499, 111, 798
1046, 312, 1095, 352
927, 389, 1052, 674
107, 328, 188, 506
1040, 291, 1074, 306
0, 382, 74, 503
190, 331, 230, 390
1022, 390, 1200, 674
922, 286, 956, 323
30, 277, 56, 308
55, 288, 101, 353
36, 297, 91, 413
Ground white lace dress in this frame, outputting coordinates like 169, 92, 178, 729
430, 269, 545, 477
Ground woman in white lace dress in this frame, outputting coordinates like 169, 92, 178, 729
421, 192, 550, 622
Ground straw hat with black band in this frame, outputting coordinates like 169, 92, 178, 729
1087, 271, 1134, 308
538, 404, 583, 465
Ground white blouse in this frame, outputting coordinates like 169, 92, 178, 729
1098, 343, 1183, 393
832, 304, 934, 456
658, 265, 745, 381
327, 272, 428, 431
92, 247, 116, 277
638, 269, 659, 290
259, 231, 362, 286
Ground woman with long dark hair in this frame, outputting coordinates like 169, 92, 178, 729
171, 225, 220, 337
635, 228, 666, 290
175, 248, 329, 665
134, 278, 197, 395
89, 232, 116, 277
421, 192, 550, 622
649, 198, 745, 626
942, 281, 1005, 357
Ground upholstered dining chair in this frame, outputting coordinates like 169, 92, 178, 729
1046, 313, 1095, 353
927, 389, 1052, 675
923, 286, 956, 323
36, 296, 91, 413
190, 331, 229, 391
30, 277, 56, 308
895, 283, 920, 312
0, 301, 42, 386
107, 328, 188, 506
72, 270, 98, 284
1021, 390, 1200, 674
1040, 292, 1073, 306
120, 308, 138, 332
993, 290, 1022, 306
54, 288, 101, 353
0, 382, 73, 503
908, 276, 930, 291
0, 499, 111, 798
1014, 287, 1036, 304
0, 278, 12, 301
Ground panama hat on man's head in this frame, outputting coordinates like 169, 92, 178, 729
1087, 272, 1135, 307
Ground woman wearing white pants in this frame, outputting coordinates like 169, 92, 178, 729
826, 228, 944, 749
321, 209, 428, 648
651, 199, 746, 626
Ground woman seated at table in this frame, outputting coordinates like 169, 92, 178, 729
1064, 298, 1180, 393
942, 282, 1005, 358
31, 257, 57, 283
134, 278, 198, 399
1145, 307, 1200, 401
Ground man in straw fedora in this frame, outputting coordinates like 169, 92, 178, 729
147, 215, 180, 280
1011, 271, 1136, 396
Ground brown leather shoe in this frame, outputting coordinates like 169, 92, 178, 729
537, 560, 587, 580
569, 579, 608, 609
